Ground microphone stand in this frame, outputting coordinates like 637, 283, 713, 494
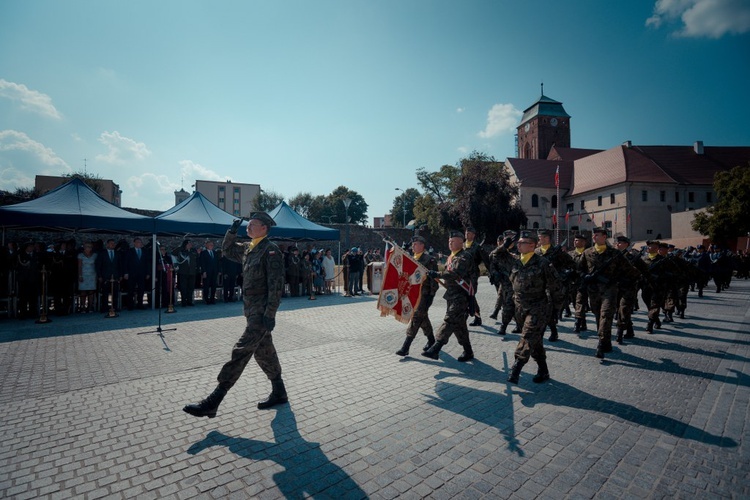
138, 243, 177, 338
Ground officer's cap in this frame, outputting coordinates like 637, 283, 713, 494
449, 230, 465, 240
592, 226, 608, 235
465, 226, 476, 234
518, 230, 538, 243
412, 235, 426, 244
658, 242, 669, 249
503, 229, 517, 238
646, 239, 660, 246
573, 232, 588, 240
248, 211, 276, 227
537, 229, 553, 237
616, 235, 631, 244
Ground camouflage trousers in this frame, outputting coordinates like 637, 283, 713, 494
616, 286, 638, 329
641, 286, 665, 323
406, 295, 434, 338
514, 303, 550, 363
217, 313, 282, 389
435, 294, 471, 348
574, 287, 589, 319
494, 282, 515, 326
588, 285, 618, 344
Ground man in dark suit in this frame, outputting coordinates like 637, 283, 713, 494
124, 237, 150, 309
199, 240, 220, 304
97, 238, 123, 312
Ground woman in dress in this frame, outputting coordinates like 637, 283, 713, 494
77, 242, 98, 312
322, 248, 335, 294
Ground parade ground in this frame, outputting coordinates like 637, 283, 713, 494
1, 279, 749, 499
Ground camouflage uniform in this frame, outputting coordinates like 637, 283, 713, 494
535, 243, 575, 341
579, 243, 640, 357
463, 237, 487, 324
641, 252, 679, 332
510, 253, 564, 365
405, 251, 439, 340
488, 243, 518, 335
617, 248, 649, 340
568, 246, 588, 333
217, 230, 285, 388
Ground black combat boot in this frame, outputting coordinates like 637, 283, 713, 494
616, 327, 624, 344
498, 323, 508, 336
574, 318, 582, 333
581, 319, 588, 331
564, 306, 572, 318
532, 359, 550, 383
421, 340, 445, 360
595, 341, 605, 359
183, 385, 229, 418
646, 320, 654, 333
624, 325, 635, 339
422, 333, 435, 352
511, 324, 522, 333
678, 309, 685, 319
489, 308, 499, 320
396, 336, 414, 356
457, 343, 474, 362
548, 324, 559, 342
603, 339, 613, 353
507, 359, 526, 384
469, 315, 482, 326
654, 318, 662, 329
257, 376, 288, 409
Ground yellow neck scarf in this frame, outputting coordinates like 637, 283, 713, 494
413, 252, 423, 260
595, 243, 607, 254
248, 235, 266, 250
575, 247, 584, 255
540, 244, 550, 254
520, 252, 534, 265
648, 252, 658, 259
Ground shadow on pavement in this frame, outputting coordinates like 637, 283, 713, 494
187, 406, 367, 499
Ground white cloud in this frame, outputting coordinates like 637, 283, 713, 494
0, 130, 71, 190
478, 103, 522, 139
95, 131, 151, 165
0, 79, 62, 119
178, 159, 225, 183
125, 172, 181, 210
646, 0, 750, 38
457, 146, 469, 154
456, 107, 465, 113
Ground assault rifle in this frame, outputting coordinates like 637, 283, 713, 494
580, 254, 617, 290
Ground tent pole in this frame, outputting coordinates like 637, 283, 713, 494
151, 234, 157, 309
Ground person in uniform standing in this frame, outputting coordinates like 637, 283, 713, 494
199, 240, 220, 304
568, 232, 589, 334
507, 231, 564, 384
184, 212, 288, 418
396, 235, 439, 356
173, 240, 197, 307
614, 235, 649, 343
422, 231, 476, 362
463, 226, 487, 326
578, 227, 640, 359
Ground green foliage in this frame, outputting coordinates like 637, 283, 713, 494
63, 170, 104, 194
391, 187, 420, 228
253, 189, 285, 212
692, 162, 750, 244
329, 186, 368, 225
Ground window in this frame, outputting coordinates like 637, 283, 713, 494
551, 195, 557, 209
531, 194, 539, 208
234, 187, 240, 193
660, 191, 666, 202
532, 222, 539, 229
706, 192, 713, 203
566, 203, 574, 213
642, 190, 648, 202
218, 197, 225, 203
610, 193, 615, 204
688, 192, 695, 202
675, 191, 680, 203
597, 196, 602, 206
580, 200, 585, 210
646, 229, 653, 234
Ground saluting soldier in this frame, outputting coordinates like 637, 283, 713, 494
184, 212, 288, 419
422, 231, 476, 362
535, 229, 575, 342
488, 230, 519, 335
507, 231, 564, 384
396, 235, 439, 356
614, 235, 649, 343
578, 227, 641, 359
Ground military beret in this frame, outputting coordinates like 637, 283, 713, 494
518, 230, 538, 243
646, 240, 660, 246
449, 230, 465, 240
248, 211, 276, 227
592, 227, 607, 235
412, 235, 426, 244
658, 242, 669, 249
465, 226, 476, 234
573, 232, 588, 240
616, 235, 631, 244
503, 229, 517, 238
537, 229, 553, 237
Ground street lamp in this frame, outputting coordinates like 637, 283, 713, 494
395, 188, 406, 228
343, 197, 352, 250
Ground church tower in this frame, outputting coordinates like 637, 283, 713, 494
516, 85, 571, 160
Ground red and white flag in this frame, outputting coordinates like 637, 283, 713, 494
377, 244, 428, 324
554, 165, 560, 188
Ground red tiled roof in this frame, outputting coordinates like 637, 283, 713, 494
506, 158, 573, 190
547, 147, 602, 162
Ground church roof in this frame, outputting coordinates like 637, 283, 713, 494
520, 94, 571, 125
506, 157, 574, 190
547, 146, 602, 162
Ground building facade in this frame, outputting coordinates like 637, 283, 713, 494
35, 175, 122, 206
194, 180, 260, 217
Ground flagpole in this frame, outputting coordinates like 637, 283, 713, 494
555, 165, 560, 245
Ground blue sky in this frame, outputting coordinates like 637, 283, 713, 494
1, 0, 749, 224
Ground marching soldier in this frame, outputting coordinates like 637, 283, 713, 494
535, 229, 575, 342
396, 235, 439, 356
641, 240, 672, 333
614, 236, 648, 343
578, 227, 640, 359
184, 212, 288, 418
507, 231, 564, 384
422, 231, 476, 362
568, 233, 589, 333
463, 226, 487, 327
488, 230, 519, 335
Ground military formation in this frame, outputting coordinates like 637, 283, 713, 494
392, 226, 749, 385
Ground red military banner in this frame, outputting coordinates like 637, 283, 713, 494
377, 244, 428, 324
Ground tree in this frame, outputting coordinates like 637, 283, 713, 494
391, 188, 420, 228
328, 186, 368, 225
289, 192, 328, 222
253, 189, 285, 212
63, 170, 104, 195
448, 151, 526, 242
692, 162, 750, 244
415, 165, 459, 204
